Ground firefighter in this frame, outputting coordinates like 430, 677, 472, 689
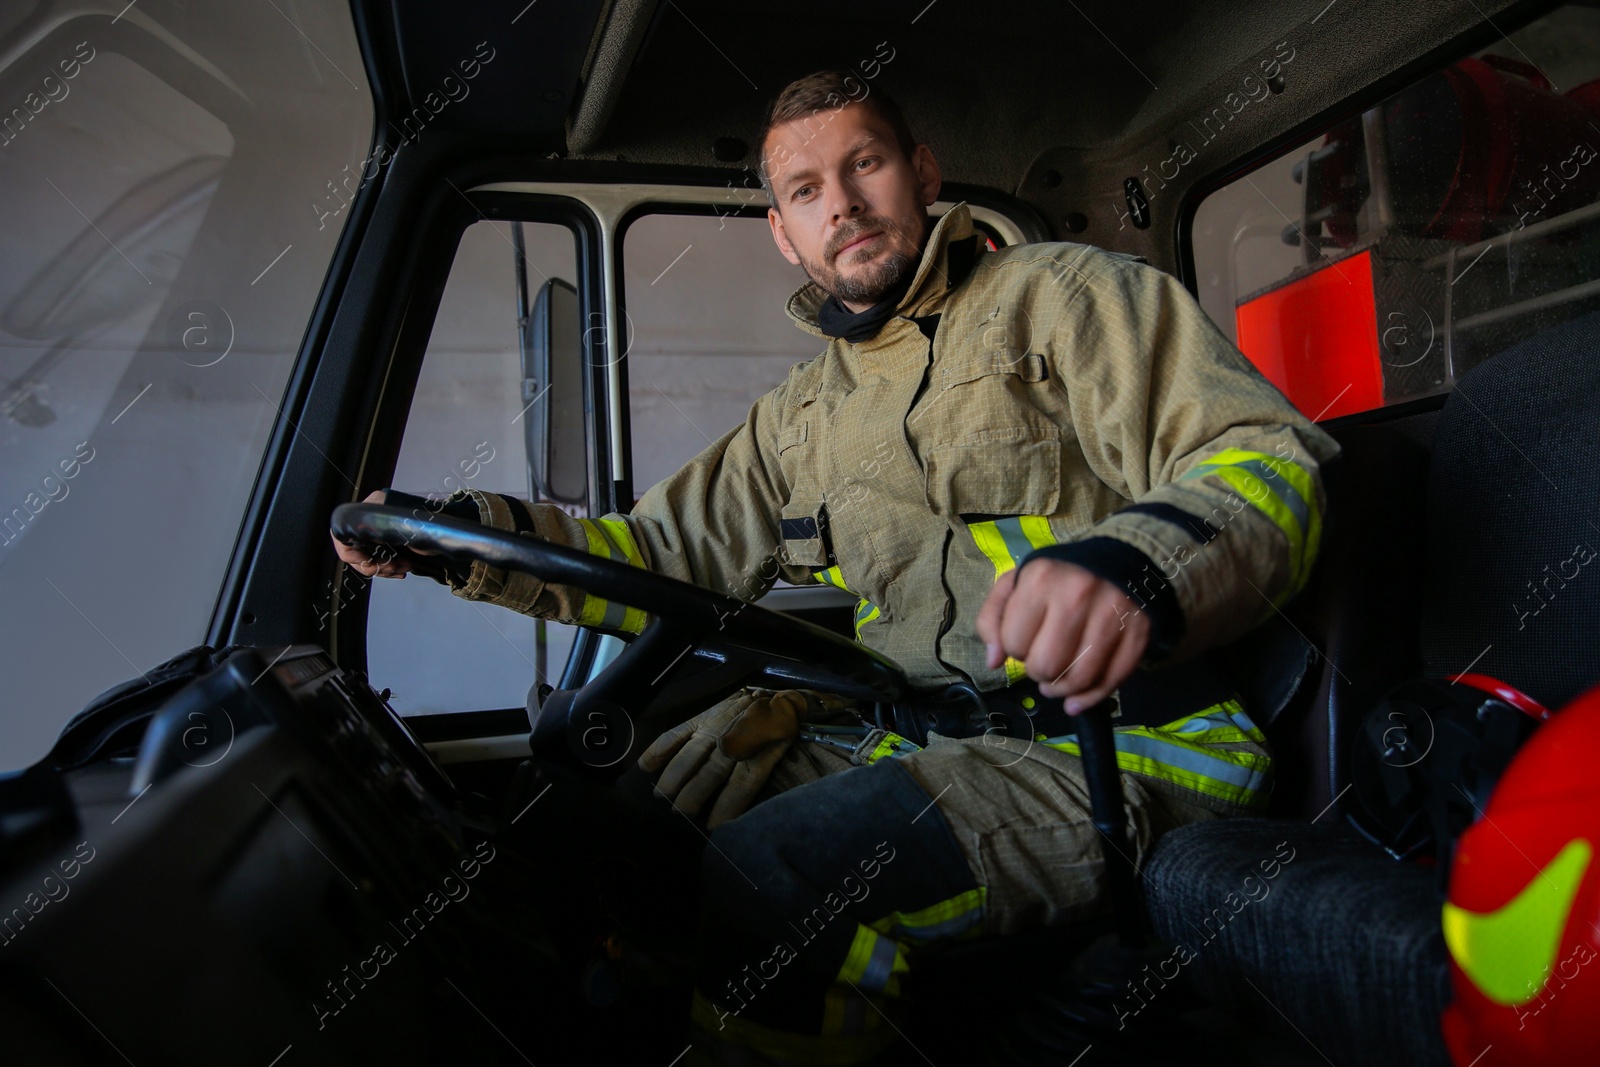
334, 70, 1338, 1064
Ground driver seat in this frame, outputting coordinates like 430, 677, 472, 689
1137, 307, 1600, 1067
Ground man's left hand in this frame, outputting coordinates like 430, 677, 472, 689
976, 560, 1151, 713
639, 689, 806, 828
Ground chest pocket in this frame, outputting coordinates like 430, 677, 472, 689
925, 428, 1062, 519
922, 353, 1061, 519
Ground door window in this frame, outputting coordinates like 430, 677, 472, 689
621, 210, 816, 495
1190, 4, 1600, 420
366, 220, 584, 716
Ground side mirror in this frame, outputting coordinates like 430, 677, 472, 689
519, 272, 587, 506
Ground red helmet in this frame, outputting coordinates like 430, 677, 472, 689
1441, 685, 1600, 1064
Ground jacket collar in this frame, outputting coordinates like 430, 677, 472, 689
785, 202, 981, 339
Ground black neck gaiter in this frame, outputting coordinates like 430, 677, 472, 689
815, 273, 915, 343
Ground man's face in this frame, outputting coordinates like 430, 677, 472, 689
764, 103, 941, 313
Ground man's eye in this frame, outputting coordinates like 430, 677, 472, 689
854, 157, 877, 171
794, 185, 815, 200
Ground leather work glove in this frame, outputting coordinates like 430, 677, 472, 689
639, 688, 818, 828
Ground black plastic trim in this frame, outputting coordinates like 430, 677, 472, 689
404, 706, 531, 743
1318, 390, 1448, 432
205, 0, 400, 650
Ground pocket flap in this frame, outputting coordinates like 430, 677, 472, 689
778, 420, 809, 454
941, 352, 1048, 390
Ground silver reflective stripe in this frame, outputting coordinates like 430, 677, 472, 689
1172, 707, 1259, 735
881, 908, 983, 945
600, 598, 629, 630
858, 934, 901, 992
1109, 732, 1270, 795
1200, 458, 1312, 537
994, 517, 1037, 567
1043, 711, 1269, 797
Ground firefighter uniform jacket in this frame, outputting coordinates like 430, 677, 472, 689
440, 203, 1340, 693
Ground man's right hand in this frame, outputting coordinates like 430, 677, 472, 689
331, 489, 416, 578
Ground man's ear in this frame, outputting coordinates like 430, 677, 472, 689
768, 207, 802, 267
912, 144, 942, 207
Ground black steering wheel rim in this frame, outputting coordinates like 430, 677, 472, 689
331, 502, 908, 704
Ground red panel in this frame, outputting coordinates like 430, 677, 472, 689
1234, 249, 1384, 421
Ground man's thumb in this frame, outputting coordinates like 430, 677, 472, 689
976, 568, 1017, 664
720, 693, 801, 761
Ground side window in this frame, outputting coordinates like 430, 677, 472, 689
1192, 4, 1600, 420
0, 5, 373, 771
367, 220, 584, 716
621, 211, 814, 494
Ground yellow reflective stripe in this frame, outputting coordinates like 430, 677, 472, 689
969, 521, 1016, 578
869, 887, 987, 945
1018, 514, 1056, 551
1170, 722, 1267, 744
693, 991, 894, 1064
1199, 448, 1320, 526
819, 986, 856, 1039
815, 569, 879, 641
1443, 838, 1592, 1006
1205, 466, 1306, 596
575, 519, 646, 632
575, 520, 612, 627
859, 732, 909, 764
1163, 705, 1267, 743
1045, 738, 1268, 808
593, 518, 648, 632
1183, 448, 1322, 595
593, 517, 644, 567
837, 926, 875, 985
1041, 701, 1271, 807
853, 598, 880, 640
814, 565, 850, 592
972, 515, 1058, 571
577, 518, 610, 559
835, 924, 908, 997
970, 516, 1059, 681
819, 985, 884, 1042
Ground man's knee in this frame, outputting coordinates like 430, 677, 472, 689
701, 805, 777, 908
700, 770, 866, 908
700, 761, 976, 930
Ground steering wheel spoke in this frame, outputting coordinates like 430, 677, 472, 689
331, 503, 908, 777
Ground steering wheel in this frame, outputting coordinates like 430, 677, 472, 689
330, 503, 908, 773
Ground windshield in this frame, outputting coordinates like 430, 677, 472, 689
0, 2, 374, 770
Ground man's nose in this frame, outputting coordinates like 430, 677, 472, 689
827, 178, 866, 223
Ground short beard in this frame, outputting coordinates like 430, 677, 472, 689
800, 216, 925, 306
807, 247, 917, 306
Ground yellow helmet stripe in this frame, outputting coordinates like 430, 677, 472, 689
1442, 837, 1592, 1006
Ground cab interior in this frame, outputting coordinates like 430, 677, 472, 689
2, 1, 1597, 1064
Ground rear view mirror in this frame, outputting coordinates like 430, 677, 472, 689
515, 223, 587, 505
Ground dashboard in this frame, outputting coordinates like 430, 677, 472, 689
0, 646, 535, 1066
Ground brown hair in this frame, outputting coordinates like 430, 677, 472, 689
758, 71, 917, 207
